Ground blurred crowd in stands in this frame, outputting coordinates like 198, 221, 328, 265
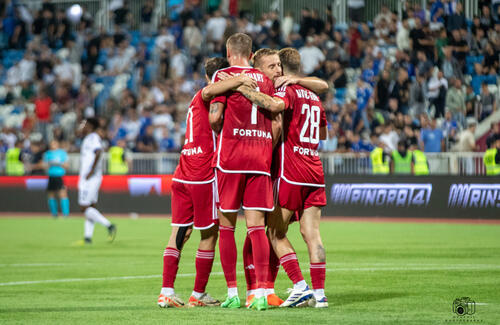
0, 0, 499, 167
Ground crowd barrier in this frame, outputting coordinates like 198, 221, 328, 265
0, 175, 498, 218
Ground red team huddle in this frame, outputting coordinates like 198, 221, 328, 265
158, 33, 329, 311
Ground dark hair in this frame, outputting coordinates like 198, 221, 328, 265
204, 57, 229, 80
86, 117, 100, 131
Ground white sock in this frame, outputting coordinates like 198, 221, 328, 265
254, 288, 265, 299
161, 287, 175, 296
246, 289, 256, 297
85, 207, 111, 227
313, 289, 325, 300
227, 287, 238, 298
84, 219, 95, 239
191, 291, 203, 299
294, 280, 307, 291
266, 288, 275, 296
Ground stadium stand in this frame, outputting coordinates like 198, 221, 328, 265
0, 0, 499, 173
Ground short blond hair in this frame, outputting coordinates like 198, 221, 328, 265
278, 47, 301, 74
252, 48, 278, 69
226, 33, 253, 58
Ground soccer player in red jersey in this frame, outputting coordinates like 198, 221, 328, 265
235, 48, 328, 308
209, 33, 286, 311
269, 48, 328, 308
158, 57, 258, 308
234, 48, 328, 307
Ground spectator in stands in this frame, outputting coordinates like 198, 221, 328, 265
299, 36, 325, 75
441, 46, 462, 80
454, 119, 477, 173
442, 110, 459, 146
486, 123, 500, 149
447, 2, 466, 31
479, 82, 497, 121
379, 123, 399, 152
471, 62, 497, 95
205, 10, 227, 44
112, 1, 132, 29
348, 0, 365, 23
28, 141, 46, 175
33, 87, 52, 141
421, 118, 444, 152
427, 69, 448, 118
136, 124, 156, 153
409, 73, 426, 117
141, 0, 154, 36
397, 19, 411, 51
321, 125, 338, 152
390, 68, 411, 115
448, 29, 469, 67
123, 108, 141, 145
375, 69, 391, 112
446, 78, 466, 128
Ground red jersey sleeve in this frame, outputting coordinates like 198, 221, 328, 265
319, 102, 327, 127
274, 86, 292, 109
210, 70, 227, 105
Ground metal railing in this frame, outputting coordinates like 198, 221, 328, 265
53, 152, 487, 176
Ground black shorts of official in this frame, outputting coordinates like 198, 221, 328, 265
47, 176, 65, 192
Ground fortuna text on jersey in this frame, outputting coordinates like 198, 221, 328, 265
181, 146, 203, 156
293, 146, 319, 157
233, 128, 272, 139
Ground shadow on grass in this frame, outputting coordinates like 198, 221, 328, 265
333, 291, 408, 306
0, 306, 150, 313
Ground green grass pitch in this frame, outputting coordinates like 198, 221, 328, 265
0, 216, 499, 324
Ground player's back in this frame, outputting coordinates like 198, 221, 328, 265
173, 90, 215, 183
80, 133, 103, 178
211, 66, 275, 175
276, 84, 327, 186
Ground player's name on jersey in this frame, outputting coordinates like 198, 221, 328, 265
181, 146, 203, 155
293, 145, 319, 157
245, 72, 264, 82
295, 88, 320, 101
233, 128, 272, 139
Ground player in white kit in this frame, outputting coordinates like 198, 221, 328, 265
75, 118, 116, 245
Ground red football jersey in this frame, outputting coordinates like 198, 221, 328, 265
211, 66, 275, 175
173, 90, 215, 183
274, 85, 327, 186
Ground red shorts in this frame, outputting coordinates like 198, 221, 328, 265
277, 178, 326, 212
171, 180, 217, 229
216, 170, 273, 212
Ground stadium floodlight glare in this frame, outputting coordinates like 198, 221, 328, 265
67, 4, 83, 23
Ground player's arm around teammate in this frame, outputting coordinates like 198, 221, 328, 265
267, 48, 329, 308
160, 58, 254, 308
274, 75, 329, 94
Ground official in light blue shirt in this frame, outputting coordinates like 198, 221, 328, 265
44, 140, 70, 218
45, 148, 68, 177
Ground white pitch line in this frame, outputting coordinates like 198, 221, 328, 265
1, 265, 500, 287
0, 263, 68, 267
